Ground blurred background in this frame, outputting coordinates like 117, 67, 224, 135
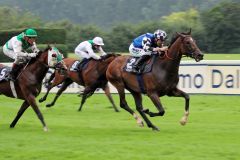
0, 0, 239, 61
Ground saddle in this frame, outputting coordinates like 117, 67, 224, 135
69, 58, 91, 85
124, 55, 157, 74
70, 59, 90, 72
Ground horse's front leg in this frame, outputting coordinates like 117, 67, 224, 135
46, 78, 73, 107
144, 92, 165, 117
39, 83, 53, 103
102, 84, 119, 112
39, 71, 62, 103
131, 91, 159, 131
10, 100, 29, 128
26, 94, 48, 131
78, 86, 96, 111
169, 88, 190, 125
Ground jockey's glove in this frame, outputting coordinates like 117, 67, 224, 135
27, 52, 37, 58
33, 48, 40, 53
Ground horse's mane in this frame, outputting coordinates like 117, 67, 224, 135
168, 32, 190, 48
28, 45, 51, 65
101, 52, 121, 60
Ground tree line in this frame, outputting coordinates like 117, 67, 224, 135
0, 1, 239, 54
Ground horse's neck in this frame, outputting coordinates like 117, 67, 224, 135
155, 38, 182, 75
97, 56, 115, 73
166, 38, 183, 71
24, 58, 49, 82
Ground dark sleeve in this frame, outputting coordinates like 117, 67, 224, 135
142, 37, 153, 52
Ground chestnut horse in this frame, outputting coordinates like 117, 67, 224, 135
106, 30, 204, 131
39, 53, 119, 112
0, 46, 65, 131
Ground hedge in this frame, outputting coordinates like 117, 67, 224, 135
0, 28, 66, 46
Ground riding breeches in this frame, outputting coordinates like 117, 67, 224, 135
3, 44, 16, 59
129, 43, 152, 57
3, 45, 28, 64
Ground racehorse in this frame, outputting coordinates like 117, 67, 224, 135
0, 46, 65, 131
106, 30, 204, 131
39, 53, 120, 112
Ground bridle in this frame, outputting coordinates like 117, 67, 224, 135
164, 35, 197, 61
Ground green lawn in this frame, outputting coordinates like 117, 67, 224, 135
0, 94, 239, 160
68, 53, 240, 60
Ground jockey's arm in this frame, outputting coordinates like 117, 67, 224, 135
142, 37, 168, 53
98, 47, 107, 56
86, 45, 101, 60
30, 42, 40, 53
142, 37, 154, 52
12, 42, 28, 57
13, 43, 37, 58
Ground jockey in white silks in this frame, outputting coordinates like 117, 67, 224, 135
74, 37, 107, 61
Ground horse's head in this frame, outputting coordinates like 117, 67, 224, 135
176, 29, 204, 62
36, 46, 66, 70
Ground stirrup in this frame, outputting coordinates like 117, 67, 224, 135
132, 67, 140, 73
6, 75, 16, 82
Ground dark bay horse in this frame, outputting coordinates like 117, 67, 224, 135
106, 30, 204, 131
0, 46, 65, 131
39, 53, 119, 112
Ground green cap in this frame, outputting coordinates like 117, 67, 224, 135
25, 28, 37, 37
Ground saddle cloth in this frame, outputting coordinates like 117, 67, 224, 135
70, 59, 90, 72
123, 55, 156, 74
0, 66, 12, 82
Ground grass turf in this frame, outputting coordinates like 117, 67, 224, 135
0, 94, 239, 160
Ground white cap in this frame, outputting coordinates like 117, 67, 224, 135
93, 37, 104, 46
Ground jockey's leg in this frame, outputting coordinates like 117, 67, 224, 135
8, 63, 22, 81
2, 45, 20, 81
132, 55, 151, 73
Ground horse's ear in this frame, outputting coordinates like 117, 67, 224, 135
47, 44, 52, 50
176, 32, 184, 37
187, 28, 192, 35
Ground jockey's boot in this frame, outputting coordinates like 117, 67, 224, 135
132, 55, 150, 73
8, 64, 22, 81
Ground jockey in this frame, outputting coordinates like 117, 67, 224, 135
3, 28, 39, 81
129, 29, 168, 73
74, 37, 107, 61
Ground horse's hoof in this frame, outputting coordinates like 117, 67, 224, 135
142, 108, 149, 113
152, 126, 160, 131
43, 126, 48, 132
39, 98, 45, 103
9, 125, 14, 128
115, 109, 120, 112
46, 104, 53, 108
179, 119, 187, 126
139, 121, 144, 127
